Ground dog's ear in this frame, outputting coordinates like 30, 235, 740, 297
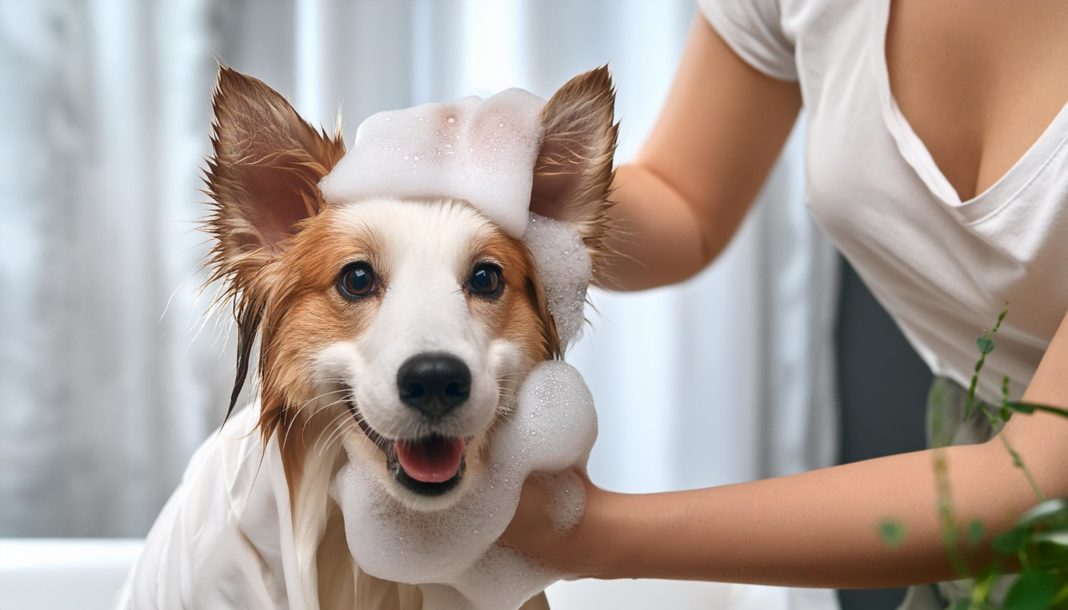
204, 66, 345, 420
531, 66, 618, 271
206, 66, 345, 269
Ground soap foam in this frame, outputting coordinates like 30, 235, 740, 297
523, 213, 592, 348
330, 361, 597, 609
531, 470, 587, 535
319, 89, 545, 238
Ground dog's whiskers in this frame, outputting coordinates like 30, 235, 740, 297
316, 410, 360, 459
280, 388, 352, 449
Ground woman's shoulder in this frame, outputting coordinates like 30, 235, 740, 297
695, 0, 872, 83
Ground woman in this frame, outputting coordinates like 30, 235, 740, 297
503, 0, 1068, 607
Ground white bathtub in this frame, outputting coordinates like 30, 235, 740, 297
0, 539, 836, 609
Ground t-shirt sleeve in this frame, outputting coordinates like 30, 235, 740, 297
696, 0, 798, 82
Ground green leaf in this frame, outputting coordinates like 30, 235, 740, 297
1017, 500, 1068, 529
879, 519, 906, 548
1003, 570, 1056, 610
1052, 582, 1068, 606
1029, 542, 1068, 571
968, 520, 987, 546
948, 601, 975, 610
994, 528, 1031, 554
977, 333, 996, 355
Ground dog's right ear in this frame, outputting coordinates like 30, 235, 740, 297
204, 67, 345, 419
205, 66, 345, 277
530, 66, 618, 274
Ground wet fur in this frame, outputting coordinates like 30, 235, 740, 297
202, 66, 616, 608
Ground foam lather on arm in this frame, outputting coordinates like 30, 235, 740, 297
319, 89, 545, 238
330, 361, 597, 610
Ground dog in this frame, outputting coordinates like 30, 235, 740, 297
121, 65, 617, 609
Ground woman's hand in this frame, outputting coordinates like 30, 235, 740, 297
499, 470, 621, 580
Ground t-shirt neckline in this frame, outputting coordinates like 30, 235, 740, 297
870, 0, 1068, 224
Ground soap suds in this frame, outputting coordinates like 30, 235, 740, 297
523, 213, 592, 348
319, 89, 545, 238
531, 470, 586, 535
331, 361, 597, 609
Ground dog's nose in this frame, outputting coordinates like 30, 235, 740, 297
397, 352, 472, 418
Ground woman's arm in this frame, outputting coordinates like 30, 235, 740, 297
501, 310, 1068, 586
599, 16, 801, 291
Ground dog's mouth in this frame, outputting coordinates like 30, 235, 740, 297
346, 397, 467, 496
391, 436, 466, 493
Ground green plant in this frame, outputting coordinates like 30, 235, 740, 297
879, 305, 1068, 609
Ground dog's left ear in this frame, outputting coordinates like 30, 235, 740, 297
206, 67, 346, 267
531, 66, 618, 271
204, 67, 346, 420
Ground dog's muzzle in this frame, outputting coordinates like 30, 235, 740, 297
345, 351, 474, 497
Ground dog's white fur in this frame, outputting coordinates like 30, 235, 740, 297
321, 200, 525, 459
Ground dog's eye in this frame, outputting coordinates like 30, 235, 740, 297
467, 263, 503, 298
337, 262, 376, 300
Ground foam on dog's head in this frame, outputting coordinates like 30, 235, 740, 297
523, 213, 592, 347
331, 361, 596, 609
319, 89, 544, 238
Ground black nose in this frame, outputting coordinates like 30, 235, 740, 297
397, 352, 472, 418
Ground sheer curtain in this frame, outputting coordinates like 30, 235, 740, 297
2, 0, 838, 607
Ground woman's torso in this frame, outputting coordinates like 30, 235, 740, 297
885, 0, 1068, 203
787, 0, 1068, 400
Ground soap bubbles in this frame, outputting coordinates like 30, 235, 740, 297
331, 361, 597, 609
523, 213, 592, 348
319, 90, 545, 238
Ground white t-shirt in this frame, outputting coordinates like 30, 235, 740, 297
699, 0, 1068, 401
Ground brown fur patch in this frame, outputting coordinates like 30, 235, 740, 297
256, 207, 385, 480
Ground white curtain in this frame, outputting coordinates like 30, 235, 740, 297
1, 0, 838, 606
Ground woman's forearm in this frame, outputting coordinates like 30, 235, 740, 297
570, 439, 1057, 586
551, 312, 1068, 585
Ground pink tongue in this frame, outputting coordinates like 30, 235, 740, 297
393, 437, 466, 483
